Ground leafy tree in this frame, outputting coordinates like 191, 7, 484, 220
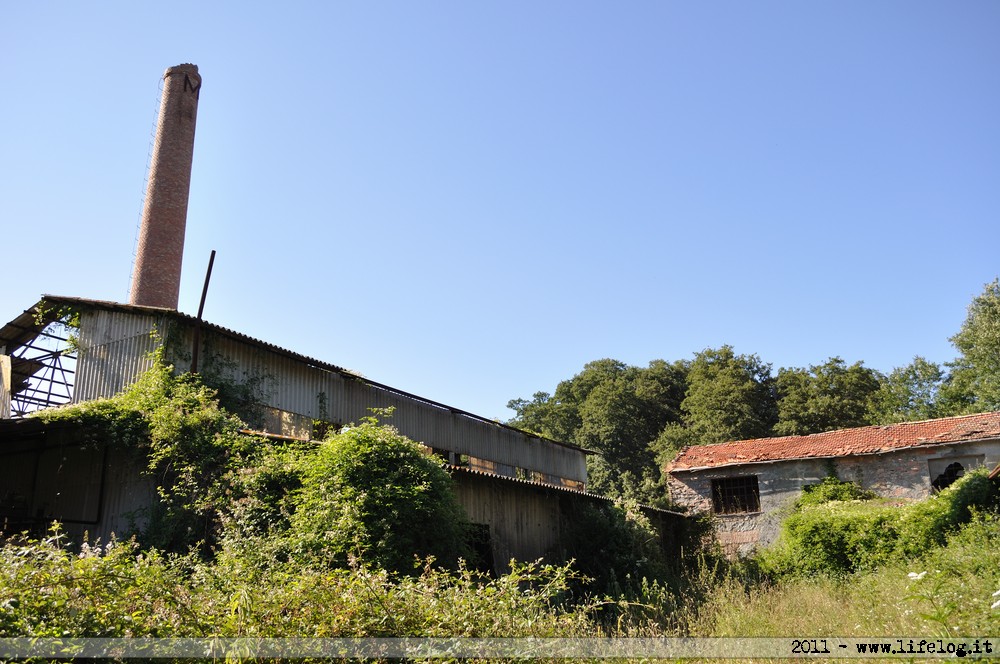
774, 357, 882, 435
677, 346, 778, 445
289, 417, 469, 574
868, 356, 947, 424
507, 359, 632, 443
946, 279, 1000, 412
509, 359, 686, 502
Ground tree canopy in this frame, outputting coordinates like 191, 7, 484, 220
948, 279, 1000, 412
506, 277, 1000, 505
774, 357, 881, 436
508, 359, 686, 502
868, 356, 947, 424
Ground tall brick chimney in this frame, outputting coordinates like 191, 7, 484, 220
129, 64, 201, 309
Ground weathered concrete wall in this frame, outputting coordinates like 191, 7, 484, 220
667, 439, 1000, 556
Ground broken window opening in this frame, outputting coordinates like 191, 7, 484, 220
928, 455, 984, 493
931, 461, 965, 492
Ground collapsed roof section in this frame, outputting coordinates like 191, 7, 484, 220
0, 303, 77, 417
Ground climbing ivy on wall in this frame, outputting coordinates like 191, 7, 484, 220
31, 352, 471, 574
33, 348, 263, 553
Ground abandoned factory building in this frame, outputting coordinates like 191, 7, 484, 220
0, 295, 683, 569
0, 63, 685, 569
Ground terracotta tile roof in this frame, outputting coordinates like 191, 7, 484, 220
666, 411, 1000, 472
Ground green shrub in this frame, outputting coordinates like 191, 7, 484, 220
220, 440, 311, 541
287, 417, 470, 574
896, 470, 999, 558
560, 500, 673, 599
760, 500, 899, 575
760, 469, 999, 576
795, 476, 877, 507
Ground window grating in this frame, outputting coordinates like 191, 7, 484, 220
711, 476, 760, 514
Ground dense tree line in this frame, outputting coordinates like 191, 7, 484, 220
507, 279, 1000, 504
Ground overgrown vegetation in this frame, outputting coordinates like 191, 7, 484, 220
4, 494, 999, 643
0, 529, 593, 639
560, 500, 671, 600
683, 512, 1000, 639
287, 413, 471, 574
8, 350, 1000, 649
30, 354, 470, 574
759, 471, 1000, 576
34, 351, 257, 553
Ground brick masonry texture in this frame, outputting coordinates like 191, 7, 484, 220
129, 64, 201, 309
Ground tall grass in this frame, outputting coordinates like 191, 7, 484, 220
2, 491, 998, 653
679, 511, 1000, 638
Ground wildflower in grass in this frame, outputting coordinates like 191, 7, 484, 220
991, 589, 1000, 610
908, 571, 927, 580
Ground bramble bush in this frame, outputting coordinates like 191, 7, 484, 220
284, 415, 471, 574
760, 470, 1000, 576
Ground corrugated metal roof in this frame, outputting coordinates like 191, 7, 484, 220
667, 411, 1000, 472
29, 295, 595, 455
446, 463, 684, 516
0, 306, 56, 352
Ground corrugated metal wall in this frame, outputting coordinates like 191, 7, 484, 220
72, 308, 588, 485
452, 472, 563, 569
0, 422, 155, 546
73, 309, 162, 403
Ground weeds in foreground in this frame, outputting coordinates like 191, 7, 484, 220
3, 509, 999, 653
685, 511, 1000, 638
0, 526, 596, 639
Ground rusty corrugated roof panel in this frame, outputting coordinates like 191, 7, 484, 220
666, 411, 1000, 472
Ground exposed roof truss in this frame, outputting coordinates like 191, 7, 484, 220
0, 304, 77, 417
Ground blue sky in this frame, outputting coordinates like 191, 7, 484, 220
2, 2, 998, 420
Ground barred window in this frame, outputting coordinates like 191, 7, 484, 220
711, 476, 760, 514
